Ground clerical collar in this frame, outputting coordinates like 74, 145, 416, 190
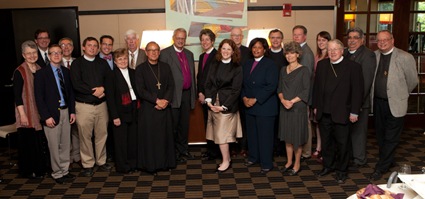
222, 59, 231, 64
300, 42, 307, 47
331, 56, 344, 64
270, 48, 282, 53
349, 49, 357, 54
173, 45, 184, 53
83, 55, 95, 61
206, 47, 214, 54
254, 56, 264, 62
381, 47, 394, 55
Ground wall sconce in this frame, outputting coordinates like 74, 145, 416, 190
245, 28, 275, 47
140, 30, 174, 50
344, 14, 355, 22
379, 14, 393, 24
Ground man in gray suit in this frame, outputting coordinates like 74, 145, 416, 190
124, 29, 147, 69
159, 28, 196, 162
369, 30, 418, 181
344, 27, 376, 167
292, 25, 314, 161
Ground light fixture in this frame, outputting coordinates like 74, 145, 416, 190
344, 14, 355, 22
140, 30, 174, 50
379, 14, 393, 24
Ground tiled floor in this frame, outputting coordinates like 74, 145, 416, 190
0, 128, 424, 198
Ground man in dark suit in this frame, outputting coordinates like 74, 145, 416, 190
125, 29, 147, 69
197, 29, 219, 160
313, 39, 364, 184
159, 28, 196, 162
230, 27, 250, 157
34, 44, 76, 184
369, 30, 418, 181
343, 27, 377, 168
34, 28, 51, 68
292, 25, 315, 161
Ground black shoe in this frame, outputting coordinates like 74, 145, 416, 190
82, 168, 94, 177
336, 175, 347, 184
260, 168, 272, 174
300, 156, 311, 162
244, 161, 256, 167
181, 152, 195, 160
216, 162, 232, 174
146, 171, 158, 176
368, 171, 383, 181
280, 164, 293, 173
316, 168, 334, 177
54, 177, 66, 184
98, 163, 112, 171
288, 168, 301, 176
176, 156, 187, 163
63, 173, 76, 179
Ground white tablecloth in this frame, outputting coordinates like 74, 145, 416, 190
347, 183, 423, 199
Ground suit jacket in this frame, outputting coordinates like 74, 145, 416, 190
239, 45, 250, 66
133, 49, 147, 69
159, 45, 196, 109
241, 57, 279, 116
313, 58, 364, 124
371, 47, 418, 117
204, 61, 243, 113
300, 43, 315, 73
105, 66, 138, 122
344, 45, 376, 109
36, 49, 48, 68
34, 65, 76, 125
197, 48, 217, 95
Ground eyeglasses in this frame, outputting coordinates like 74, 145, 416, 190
60, 43, 73, 47
328, 48, 342, 52
49, 51, 62, 55
146, 49, 160, 53
348, 36, 361, 40
376, 38, 392, 43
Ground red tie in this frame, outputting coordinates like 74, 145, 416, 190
103, 54, 112, 60
67, 61, 70, 68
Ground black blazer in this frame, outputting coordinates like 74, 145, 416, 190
34, 65, 75, 125
105, 66, 138, 122
197, 48, 217, 95
312, 58, 364, 124
36, 49, 48, 68
241, 57, 279, 117
204, 61, 243, 113
239, 45, 250, 66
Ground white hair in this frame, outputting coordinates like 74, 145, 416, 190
125, 29, 139, 39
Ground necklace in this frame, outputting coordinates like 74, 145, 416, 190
147, 62, 161, 89
287, 63, 301, 73
330, 62, 338, 77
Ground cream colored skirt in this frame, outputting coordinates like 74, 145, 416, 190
206, 110, 242, 144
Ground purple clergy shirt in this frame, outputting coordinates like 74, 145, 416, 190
176, 50, 192, 90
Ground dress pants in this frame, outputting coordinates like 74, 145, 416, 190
44, 108, 71, 179
319, 114, 350, 175
349, 108, 369, 165
76, 101, 109, 168
373, 98, 404, 173
301, 109, 312, 158
245, 114, 275, 169
172, 89, 191, 156
70, 123, 80, 162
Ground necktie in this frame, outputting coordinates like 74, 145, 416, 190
130, 53, 135, 68
67, 61, 70, 68
202, 53, 209, 71
57, 68, 67, 104
103, 54, 112, 60
250, 61, 259, 74
44, 52, 49, 66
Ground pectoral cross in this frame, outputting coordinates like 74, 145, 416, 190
156, 82, 161, 90
384, 71, 388, 76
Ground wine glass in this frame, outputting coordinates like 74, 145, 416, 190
398, 163, 411, 189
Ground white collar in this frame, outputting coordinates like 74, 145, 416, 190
381, 47, 394, 55
270, 48, 282, 53
173, 45, 183, 53
206, 47, 214, 54
83, 55, 95, 61
254, 56, 264, 62
300, 42, 307, 47
331, 56, 344, 64
222, 59, 231, 63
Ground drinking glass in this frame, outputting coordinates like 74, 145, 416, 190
398, 163, 411, 189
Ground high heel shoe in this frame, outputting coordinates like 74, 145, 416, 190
216, 162, 232, 174
288, 168, 301, 176
280, 164, 293, 173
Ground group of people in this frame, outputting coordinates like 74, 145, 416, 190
13, 25, 417, 185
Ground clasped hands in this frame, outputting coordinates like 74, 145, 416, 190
243, 97, 257, 108
281, 99, 294, 109
92, 86, 105, 98
155, 99, 169, 110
